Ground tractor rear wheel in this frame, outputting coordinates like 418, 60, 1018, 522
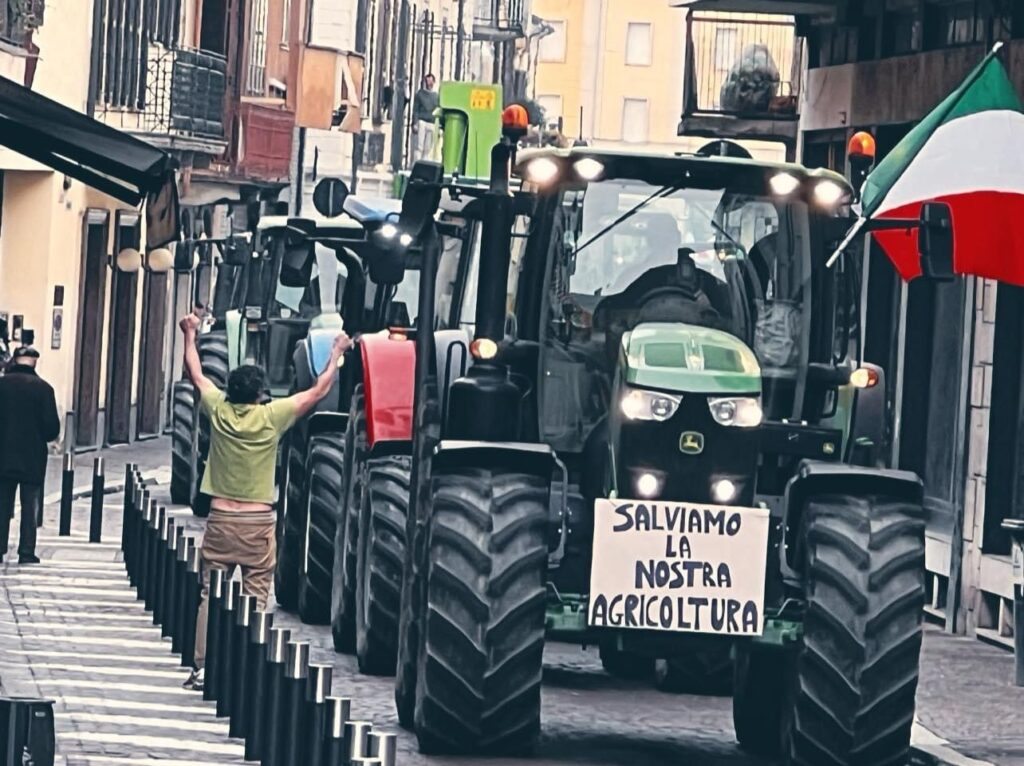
654, 648, 733, 695
331, 388, 365, 652
191, 332, 228, 517
170, 381, 195, 505
414, 468, 549, 754
297, 432, 345, 624
355, 457, 410, 675
785, 493, 925, 766
599, 644, 654, 681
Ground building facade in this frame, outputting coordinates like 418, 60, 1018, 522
530, 0, 788, 160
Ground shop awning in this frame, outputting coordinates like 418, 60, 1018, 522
0, 74, 175, 207
672, 0, 837, 14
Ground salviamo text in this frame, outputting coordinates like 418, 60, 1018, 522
587, 500, 770, 635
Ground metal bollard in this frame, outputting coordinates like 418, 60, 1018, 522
144, 507, 166, 612
163, 525, 185, 639
243, 610, 273, 760
135, 496, 153, 600
303, 664, 333, 766
89, 457, 104, 543
153, 515, 173, 626
228, 594, 256, 736
58, 453, 74, 537
120, 462, 135, 558
350, 759, 382, 766
368, 732, 397, 766
180, 542, 200, 668
260, 627, 291, 766
322, 697, 352, 766
203, 568, 226, 702
345, 721, 373, 762
280, 641, 311, 766
170, 533, 189, 653
215, 579, 241, 715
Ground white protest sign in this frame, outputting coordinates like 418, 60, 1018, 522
588, 499, 770, 636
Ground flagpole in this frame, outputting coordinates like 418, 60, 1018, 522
826, 216, 867, 268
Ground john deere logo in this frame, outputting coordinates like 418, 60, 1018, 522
679, 431, 704, 455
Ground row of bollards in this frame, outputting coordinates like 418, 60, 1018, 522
58, 453, 106, 543
119, 463, 398, 765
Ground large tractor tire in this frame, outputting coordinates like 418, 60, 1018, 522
599, 644, 654, 681
355, 457, 410, 675
275, 435, 305, 612
170, 381, 196, 505
784, 493, 925, 766
297, 432, 345, 624
191, 331, 228, 517
331, 388, 365, 652
414, 468, 549, 754
654, 649, 733, 695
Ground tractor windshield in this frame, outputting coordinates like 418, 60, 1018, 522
542, 176, 813, 450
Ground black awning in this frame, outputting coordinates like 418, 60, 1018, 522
0, 75, 175, 206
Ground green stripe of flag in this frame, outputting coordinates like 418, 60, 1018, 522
861, 48, 1022, 217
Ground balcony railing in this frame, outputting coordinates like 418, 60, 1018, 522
473, 0, 528, 39
683, 12, 801, 120
0, 0, 43, 46
143, 47, 227, 140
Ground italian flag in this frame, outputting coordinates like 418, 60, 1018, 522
862, 47, 1024, 285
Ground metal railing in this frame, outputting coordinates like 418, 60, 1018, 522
140, 47, 227, 139
244, 0, 269, 96
683, 12, 801, 120
474, 0, 527, 35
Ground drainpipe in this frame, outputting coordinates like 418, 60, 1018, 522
390, 0, 411, 172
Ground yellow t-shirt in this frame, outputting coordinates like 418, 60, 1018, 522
199, 389, 298, 504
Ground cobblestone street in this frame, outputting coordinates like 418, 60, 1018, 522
0, 439, 1019, 765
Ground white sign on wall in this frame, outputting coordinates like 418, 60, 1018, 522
588, 499, 770, 636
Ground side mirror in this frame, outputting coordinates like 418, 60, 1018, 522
919, 202, 954, 281
220, 237, 251, 267
280, 242, 314, 287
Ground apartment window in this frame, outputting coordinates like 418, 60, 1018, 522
625, 22, 652, 66
245, 0, 269, 95
924, 1, 984, 48
537, 94, 563, 127
539, 20, 567, 62
820, 25, 858, 66
281, 0, 291, 45
621, 98, 649, 144
882, 9, 919, 56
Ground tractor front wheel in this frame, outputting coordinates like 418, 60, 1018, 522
414, 468, 549, 754
355, 457, 410, 675
297, 432, 345, 624
170, 381, 196, 505
785, 493, 925, 766
331, 389, 365, 652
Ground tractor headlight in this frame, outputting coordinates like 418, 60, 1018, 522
708, 396, 762, 427
620, 389, 682, 422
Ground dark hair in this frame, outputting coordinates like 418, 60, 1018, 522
423, 73, 435, 83
227, 365, 267, 404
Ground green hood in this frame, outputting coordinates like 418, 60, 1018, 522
620, 323, 761, 395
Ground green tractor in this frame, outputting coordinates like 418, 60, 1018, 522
169, 213, 348, 514
376, 137, 954, 763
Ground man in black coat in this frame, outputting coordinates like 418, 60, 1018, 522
0, 347, 60, 563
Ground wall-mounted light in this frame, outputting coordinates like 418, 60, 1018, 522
146, 247, 174, 273
116, 247, 142, 273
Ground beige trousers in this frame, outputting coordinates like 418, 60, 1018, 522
194, 510, 276, 669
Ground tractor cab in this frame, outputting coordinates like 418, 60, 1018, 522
513, 148, 859, 509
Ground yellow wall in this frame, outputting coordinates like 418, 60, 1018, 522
531, 0, 586, 139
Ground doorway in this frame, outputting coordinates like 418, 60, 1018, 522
74, 210, 110, 450
137, 265, 169, 439
106, 212, 141, 445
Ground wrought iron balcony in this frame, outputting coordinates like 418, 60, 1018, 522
145, 47, 227, 141
679, 11, 802, 155
473, 0, 529, 40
